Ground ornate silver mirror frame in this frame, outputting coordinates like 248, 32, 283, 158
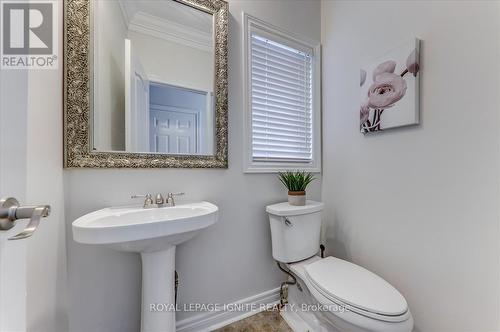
64, 0, 228, 168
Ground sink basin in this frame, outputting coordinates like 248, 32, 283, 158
72, 201, 218, 332
73, 201, 218, 252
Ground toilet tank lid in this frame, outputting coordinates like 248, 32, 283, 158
266, 200, 323, 216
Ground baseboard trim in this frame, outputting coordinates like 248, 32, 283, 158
176, 287, 281, 332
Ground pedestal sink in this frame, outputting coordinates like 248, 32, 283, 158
72, 201, 218, 332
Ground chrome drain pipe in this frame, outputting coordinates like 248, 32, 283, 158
277, 262, 300, 306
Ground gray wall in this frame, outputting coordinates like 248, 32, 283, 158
26, 1, 68, 331
27, 57, 69, 332
65, 1, 321, 331
321, 1, 500, 331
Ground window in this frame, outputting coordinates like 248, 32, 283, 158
243, 14, 321, 173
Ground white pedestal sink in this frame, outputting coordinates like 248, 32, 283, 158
72, 201, 218, 332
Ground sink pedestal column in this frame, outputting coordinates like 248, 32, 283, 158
140, 246, 176, 332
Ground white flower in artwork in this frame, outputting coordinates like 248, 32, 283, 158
360, 40, 420, 134
372, 60, 396, 81
406, 49, 419, 76
367, 73, 407, 109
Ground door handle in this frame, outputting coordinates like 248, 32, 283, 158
0, 197, 51, 240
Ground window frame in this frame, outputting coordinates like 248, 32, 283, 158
242, 13, 321, 173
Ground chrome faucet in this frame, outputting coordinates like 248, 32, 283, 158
155, 193, 165, 207
166, 192, 185, 207
131, 194, 155, 208
132, 192, 184, 208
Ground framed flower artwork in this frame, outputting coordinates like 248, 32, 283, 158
360, 38, 420, 134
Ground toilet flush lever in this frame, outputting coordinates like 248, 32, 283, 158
0, 197, 51, 240
284, 217, 293, 227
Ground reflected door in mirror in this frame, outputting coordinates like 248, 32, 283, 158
150, 83, 214, 154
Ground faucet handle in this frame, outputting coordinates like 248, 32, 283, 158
168, 192, 185, 197
131, 194, 154, 208
131, 194, 152, 199
166, 192, 185, 206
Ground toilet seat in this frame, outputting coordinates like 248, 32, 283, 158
304, 257, 410, 323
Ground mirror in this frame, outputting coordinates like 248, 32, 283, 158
64, 0, 228, 168
93, 0, 215, 155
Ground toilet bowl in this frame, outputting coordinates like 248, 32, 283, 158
266, 201, 413, 332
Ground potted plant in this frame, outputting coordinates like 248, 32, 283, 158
278, 171, 315, 206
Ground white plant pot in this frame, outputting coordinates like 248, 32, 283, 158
288, 191, 306, 206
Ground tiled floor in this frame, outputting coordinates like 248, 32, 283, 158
213, 310, 292, 332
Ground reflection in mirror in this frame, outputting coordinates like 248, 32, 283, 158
93, 0, 214, 155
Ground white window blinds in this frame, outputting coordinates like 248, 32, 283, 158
250, 33, 313, 163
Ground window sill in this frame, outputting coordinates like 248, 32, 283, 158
244, 163, 321, 174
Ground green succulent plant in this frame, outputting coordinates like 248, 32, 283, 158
278, 171, 315, 192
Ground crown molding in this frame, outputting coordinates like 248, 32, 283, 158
117, 0, 130, 29
128, 11, 213, 52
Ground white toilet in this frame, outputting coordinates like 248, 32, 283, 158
266, 200, 414, 332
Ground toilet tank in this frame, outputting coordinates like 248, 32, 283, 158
266, 201, 324, 263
